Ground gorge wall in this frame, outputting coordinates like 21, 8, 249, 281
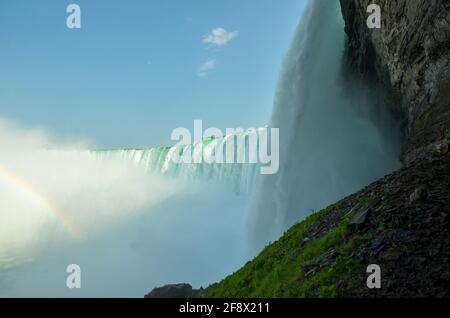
339, 0, 450, 164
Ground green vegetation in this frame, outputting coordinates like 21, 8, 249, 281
444, 131, 450, 143
415, 108, 433, 128
205, 201, 370, 298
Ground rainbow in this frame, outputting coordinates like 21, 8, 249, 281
0, 164, 81, 238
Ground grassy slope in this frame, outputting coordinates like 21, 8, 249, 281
205, 200, 372, 298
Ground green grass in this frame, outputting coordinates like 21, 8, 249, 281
204, 201, 369, 298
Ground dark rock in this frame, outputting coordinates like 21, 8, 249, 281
145, 284, 201, 298
368, 196, 381, 208
440, 272, 450, 282
416, 257, 427, 265
409, 185, 429, 203
433, 142, 449, 156
301, 260, 317, 269
349, 208, 370, 226
370, 237, 385, 255
418, 288, 433, 298
429, 247, 440, 257
339, 0, 450, 164
306, 268, 318, 277
380, 248, 402, 261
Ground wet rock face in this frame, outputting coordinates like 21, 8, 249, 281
339, 0, 450, 163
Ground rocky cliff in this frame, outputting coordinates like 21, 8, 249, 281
204, 149, 450, 297
339, 0, 450, 164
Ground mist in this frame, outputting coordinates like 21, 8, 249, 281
0, 118, 178, 249
0, 118, 249, 297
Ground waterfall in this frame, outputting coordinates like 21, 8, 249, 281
88, 128, 263, 195
247, 0, 402, 250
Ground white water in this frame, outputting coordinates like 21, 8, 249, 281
89, 128, 263, 195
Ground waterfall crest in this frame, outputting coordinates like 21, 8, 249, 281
89, 128, 263, 195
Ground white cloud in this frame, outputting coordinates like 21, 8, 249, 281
198, 59, 217, 77
202, 27, 238, 46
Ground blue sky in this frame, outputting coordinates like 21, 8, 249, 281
0, 0, 306, 148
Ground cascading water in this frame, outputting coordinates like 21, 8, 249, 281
89, 128, 263, 195
247, 0, 402, 251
